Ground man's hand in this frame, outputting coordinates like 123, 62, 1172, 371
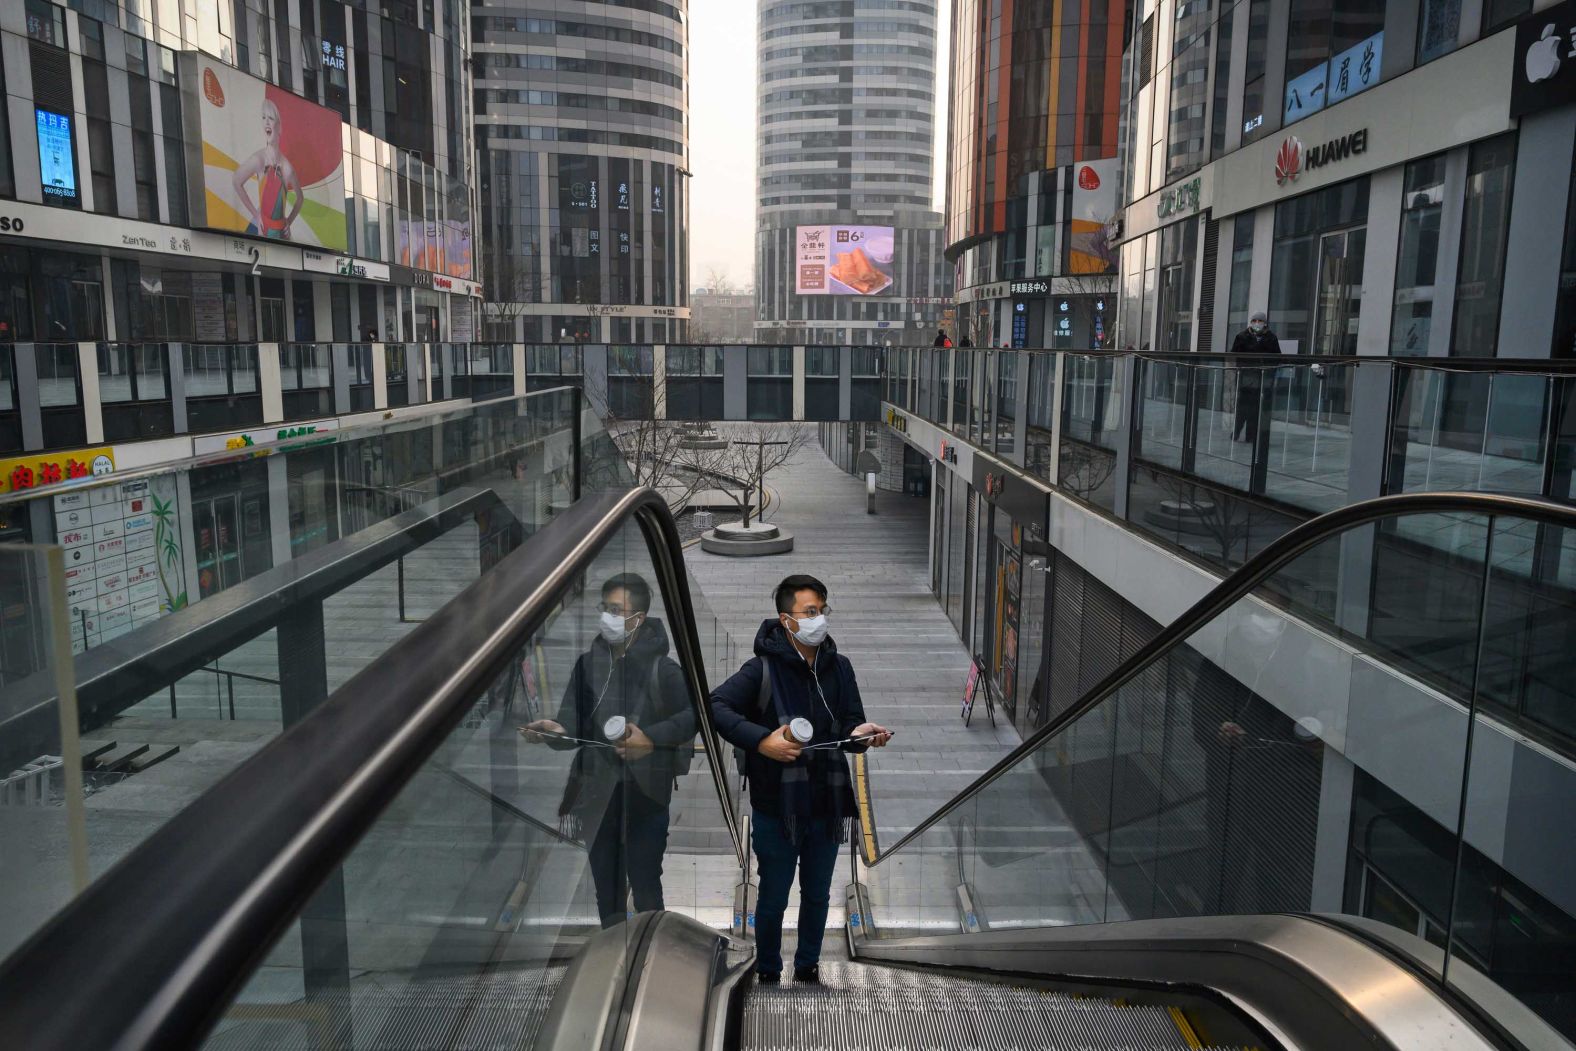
853, 722, 893, 747
615, 724, 654, 761
1217, 720, 1247, 746
520, 719, 565, 743
758, 725, 804, 763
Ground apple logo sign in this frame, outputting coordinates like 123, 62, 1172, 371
1526, 23, 1561, 84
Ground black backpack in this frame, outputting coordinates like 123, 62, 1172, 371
642, 654, 697, 782
733, 659, 774, 791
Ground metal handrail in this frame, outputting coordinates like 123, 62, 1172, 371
0, 485, 741, 1051
870, 489, 1576, 865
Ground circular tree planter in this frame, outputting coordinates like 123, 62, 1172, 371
700, 520, 795, 556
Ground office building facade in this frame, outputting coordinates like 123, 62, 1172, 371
1116, 0, 1576, 358
473, 0, 690, 343
0, 0, 480, 351
754, 0, 951, 345
946, 0, 1128, 350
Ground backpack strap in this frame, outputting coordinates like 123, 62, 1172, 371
756, 658, 772, 719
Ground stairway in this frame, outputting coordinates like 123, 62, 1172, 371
741, 962, 1245, 1050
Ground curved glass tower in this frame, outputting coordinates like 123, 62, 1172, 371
474, 1, 690, 342
754, 0, 951, 345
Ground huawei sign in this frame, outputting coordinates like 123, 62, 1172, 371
1275, 136, 1304, 185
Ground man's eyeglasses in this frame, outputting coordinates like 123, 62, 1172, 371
791, 606, 831, 619
598, 603, 642, 616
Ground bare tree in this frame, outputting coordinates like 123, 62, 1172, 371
604, 383, 729, 512
482, 253, 551, 339
703, 266, 734, 294
712, 423, 811, 528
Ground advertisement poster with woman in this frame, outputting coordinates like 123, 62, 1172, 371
197, 61, 348, 252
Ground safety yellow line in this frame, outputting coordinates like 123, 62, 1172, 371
1167, 1005, 1204, 1049
853, 752, 879, 864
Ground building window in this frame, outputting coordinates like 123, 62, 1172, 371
1268, 177, 1370, 354
1283, 0, 1386, 126
25, 0, 65, 46
1482, 0, 1532, 33
1451, 133, 1517, 357
1158, 218, 1199, 351
1418, 0, 1463, 63
1390, 155, 1446, 355
1556, 152, 1576, 359
1240, 0, 1272, 144
1227, 215, 1256, 331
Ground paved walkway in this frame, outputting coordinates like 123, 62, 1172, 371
684, 424, 1022, 850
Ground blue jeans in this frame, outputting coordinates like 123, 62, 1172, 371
752, 812, 841, 975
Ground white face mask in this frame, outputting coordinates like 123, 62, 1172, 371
1250, 321, 1267, 334
599, 610, 638, 644
785, 613, 828, 647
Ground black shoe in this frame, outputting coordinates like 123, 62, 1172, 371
793, 965, 819, 984
756, 972, 780, 985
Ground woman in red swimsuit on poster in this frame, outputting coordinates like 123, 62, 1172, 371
231, 99, 304, 241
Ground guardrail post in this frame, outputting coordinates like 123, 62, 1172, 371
277, 599, 352, 1038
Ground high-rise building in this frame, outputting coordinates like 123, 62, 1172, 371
946, 0, 1128, 349
754, 0, 951, 346
474, 2, 690, 343
1115, 0, 1576, 359
0, 0, 479, 351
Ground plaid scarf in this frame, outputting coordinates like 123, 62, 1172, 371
763, 650, 853, 847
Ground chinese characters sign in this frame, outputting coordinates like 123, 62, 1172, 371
36, 109, 77, 202
0, 448, 114, 496
1285, 31, 1382, 124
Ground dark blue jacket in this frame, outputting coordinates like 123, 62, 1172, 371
710, 618, 870, 817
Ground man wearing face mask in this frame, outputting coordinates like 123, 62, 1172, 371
521, 573, 695, 928
1229, 311, 1281, 443
710, 574, 893, 985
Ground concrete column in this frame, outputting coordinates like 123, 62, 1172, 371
258, 342, 284, 423
1498, 107, 1576, 358
581, 343, 610, 418
512, 342, 527, 397
722, 345, 747, 420
1046, 353, 1064, 487
15, 344, 43, 449
1012, 352, 1030, 466
652, 344, 667, 419
1357, 166, 1405, 357
371, 342, 388, 410
837, 345, 852, 420
791, 345, 805, 421
168, 343, 188, 434
1309, 748, 1357, 912
1334, 361, 1392, 638
1111, 356, 1136, 521
266, 455, 292, 566
77, 343, 103, 445
332, 344, 351, 414
313, 280, 333, 342
1248, 206, 1274, 322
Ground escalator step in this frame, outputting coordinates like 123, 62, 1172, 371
742, 963, 1240, 1050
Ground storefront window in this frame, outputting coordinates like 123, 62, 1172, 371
1227, 215, 1255, 331
1284, 0, 1385, 125
34, 251, 104, 341
1268, 177, 1369, 353
1418, 0, 1462, 62
0, 248, 32, 341
1158, 218, 1198, 351
1556, 156, 1576, 359
1451, 133, 1517, 357
1391, 155, 1446, 355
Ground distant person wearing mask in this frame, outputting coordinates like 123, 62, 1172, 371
711, 574, 892, 985
521, 573, 696, 929
933, 329, 953, 348
1230, 311, 1281, 443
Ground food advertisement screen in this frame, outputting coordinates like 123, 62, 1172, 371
795, 225, 895, 296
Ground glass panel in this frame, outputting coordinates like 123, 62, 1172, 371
0, 545, 87, 960
202, 518, 736, 1048
36, 344, 80, 407
0, 390, 585, 951
1452, 134, 1517, 357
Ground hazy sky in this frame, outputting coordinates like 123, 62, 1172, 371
688, 0, 951, 292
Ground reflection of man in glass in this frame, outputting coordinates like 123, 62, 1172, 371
521, 573, 696, 928
231, 99, 303, 240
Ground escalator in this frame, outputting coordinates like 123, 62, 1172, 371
0, 480, 1572, 1050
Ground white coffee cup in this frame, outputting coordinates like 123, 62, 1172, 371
788, 717, 814, 745
603, 715, 629, 742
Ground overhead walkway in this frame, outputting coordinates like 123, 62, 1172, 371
0, 393, 1571, 1049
